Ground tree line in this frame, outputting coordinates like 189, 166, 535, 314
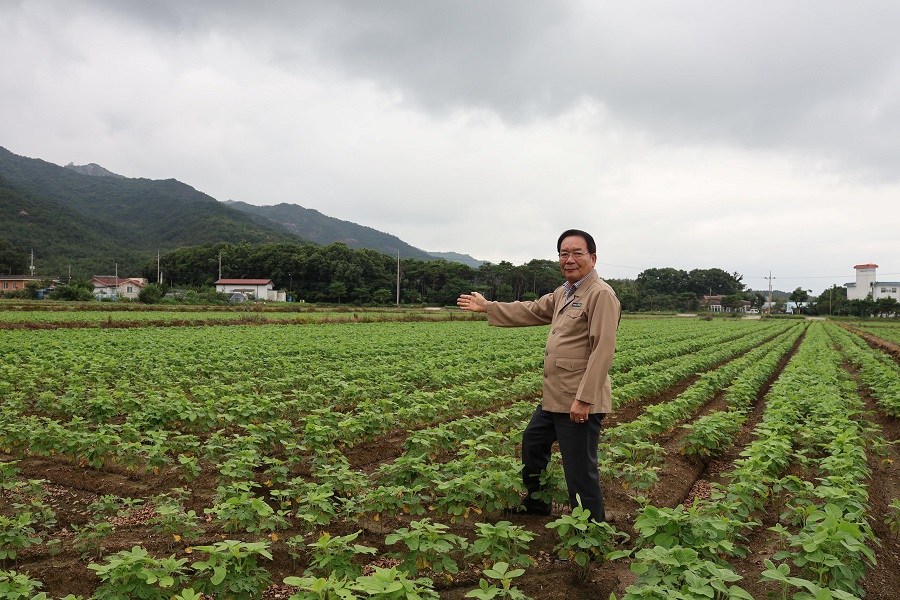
6, 238, 895, 316
138, 242, 750, 310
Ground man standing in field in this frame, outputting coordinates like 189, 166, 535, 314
457, 229, 620, 522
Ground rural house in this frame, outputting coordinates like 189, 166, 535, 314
0, 275, 60, 297
700, 294, 751, 313
90, 276, 148, 300
214, 278, 285, 302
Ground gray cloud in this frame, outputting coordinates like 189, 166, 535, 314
1, 0, 898, 294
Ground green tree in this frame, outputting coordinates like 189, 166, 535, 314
636, 267, 689, 295
875, 296, 899, 318
789, 287, 812, 314
138, 283, 167, 304
607, 278, 640, 312
815, 285, 848, 316
50, 278, 96, 301
686, 268, 744, 296
372, 288, 394, 304
721, 294, 746, 313
326, 281, 347, 303
848, 297, 877, 317
752, 292, 766, 310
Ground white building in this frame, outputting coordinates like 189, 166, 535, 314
215, 278, 285, 302
845, 264, 900, 301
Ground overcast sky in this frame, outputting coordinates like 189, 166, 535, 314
3, 0, 899, 295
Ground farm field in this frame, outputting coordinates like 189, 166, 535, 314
0, 312, 898, 599
0, 303, 468, 328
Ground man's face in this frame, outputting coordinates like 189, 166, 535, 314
559, 235, 597, 284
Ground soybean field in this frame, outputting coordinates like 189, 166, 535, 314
0, 311, 898, 599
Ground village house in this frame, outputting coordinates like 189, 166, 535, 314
0, 275, 59, 297
845, 264, 900, 301
214, 278, 285, 302
700, 294, 751, 313
90, 276, 148, 300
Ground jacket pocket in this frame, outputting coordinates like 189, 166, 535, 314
555, 357, 587, 395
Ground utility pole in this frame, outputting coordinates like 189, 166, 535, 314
396, 250, 400, 307
767, 271, 775, 314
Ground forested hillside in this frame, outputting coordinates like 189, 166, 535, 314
223, 200, 438, 261
0, 146, 300, 276
0, 146, 480, 278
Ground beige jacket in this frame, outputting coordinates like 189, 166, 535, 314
485, 272, 620, 414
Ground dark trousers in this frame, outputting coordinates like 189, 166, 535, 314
520, 403, 606, 522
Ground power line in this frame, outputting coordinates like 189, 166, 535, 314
746, 274, 852, 280
596, 262, 645, 271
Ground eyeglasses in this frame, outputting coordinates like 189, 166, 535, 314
558, 251, 590, 260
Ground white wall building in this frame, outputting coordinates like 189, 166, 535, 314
845, 264, 900, 301
215, 278, 285, 301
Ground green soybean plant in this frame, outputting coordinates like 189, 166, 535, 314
759, 559, 859, 600
0, 461, 21, 491
385, 518, 468, 578
0, 513, 42, 566
350, 566, 439, 600
283, 574, 357, 599
529, 463, 568, 512
622, 545, 753, 600
303, 530, 377, 580
545, 499, 628, 583
0, 568, 44, 599
770, 502, 876, 597
632, 502, 747, 560
465, 562, 531, 600
204, 485, 289, 535
88, 546, 189, 600
190, 539, 272, 598
466, 521, 536, 569
886, 498, 900, 535
72, 520, 115, 561
148, 498, 204, 549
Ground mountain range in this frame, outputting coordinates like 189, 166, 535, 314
0, 146, 482, 278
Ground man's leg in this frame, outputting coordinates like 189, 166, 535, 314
519, 403, 556, 513
555, 412, 605, 522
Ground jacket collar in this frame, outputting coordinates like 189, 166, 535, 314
558, 270, 598, 312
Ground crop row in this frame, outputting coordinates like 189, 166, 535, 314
617, 322, 883, 598
611, 321, 795, 406
827, 324, 900, 416
846, 321, 900, 346
598, 323, 805, 492
679, 322, 806, 459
